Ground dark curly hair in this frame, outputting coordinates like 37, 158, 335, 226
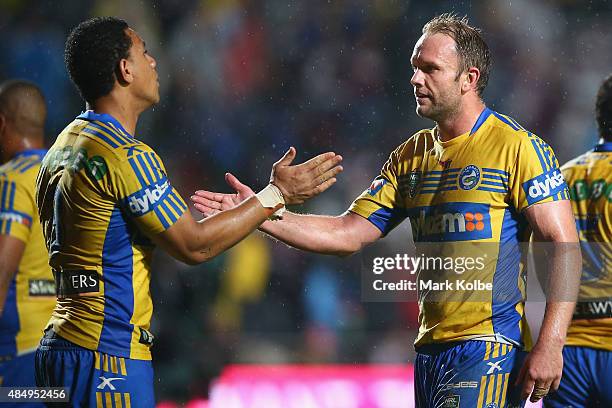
65, 17, 132, 103
596, 74, 612, 142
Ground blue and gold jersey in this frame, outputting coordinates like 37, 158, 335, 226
0, 150, 55, 356
562, 142, 612, 351
35, 111, 188, 360
351, 108, 570, 348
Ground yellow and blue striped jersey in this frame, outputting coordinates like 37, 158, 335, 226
350, 108, 570, 348
0, 149, 55, 356
35, 111, 188, 360
562, 142, 612, 351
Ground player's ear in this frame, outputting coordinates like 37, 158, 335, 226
116, 58, 133, 86
462, 67, 480, 94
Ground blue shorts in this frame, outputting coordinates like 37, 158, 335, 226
0, 350, 45, 408
544, 345, 612, 408
415, 341, 526, 408
35, 330, 154, 407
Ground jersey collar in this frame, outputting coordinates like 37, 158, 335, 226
434, 107, 492, 145
77, 110, 134, 138
470, 107, 492, 135
594, 142, 612, 152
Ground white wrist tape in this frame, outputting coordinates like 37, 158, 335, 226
256, 183, 286, 219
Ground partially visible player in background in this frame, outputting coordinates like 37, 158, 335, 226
544, 75, 612, 407
35, 17, 342, 407
0, 80, 54, 407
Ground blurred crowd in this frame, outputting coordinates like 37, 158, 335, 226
1, 0, 611, 402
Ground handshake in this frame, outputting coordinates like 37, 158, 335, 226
191, 147, 343, 217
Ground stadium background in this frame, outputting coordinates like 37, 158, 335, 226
1, 0, 610, 405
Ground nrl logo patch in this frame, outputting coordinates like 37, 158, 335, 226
407, 170, 422, 198
442, 393, 460, 408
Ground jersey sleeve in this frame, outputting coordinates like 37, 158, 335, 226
0, 176, 35, 243
510, 133, 570, 212
349, 148, 407, 235
112, 146, 188, 235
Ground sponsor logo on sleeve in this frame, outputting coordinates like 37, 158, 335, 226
522, 168, 567, 205
367, 178, 387, 196
0, 211, 32, 227
124, 178, 170, 216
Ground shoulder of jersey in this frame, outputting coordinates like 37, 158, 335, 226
71, 118, 155, 163
561, 151, 591, 171
562, 149, 612, 172
393, 128, 436, 158
484, 111, 564, 164
485, 111, 535, 143
0, 153, 44, 179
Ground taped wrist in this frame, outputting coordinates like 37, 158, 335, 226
256, 184, 286, 220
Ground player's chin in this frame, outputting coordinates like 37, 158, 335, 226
415, 105, 430, 118
150, 91, 161, 105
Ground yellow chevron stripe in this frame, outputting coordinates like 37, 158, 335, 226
500, 373, 510, 407
96, 392, 103, 408
492, 343, 500, 359
494, 373, 503, 405
484, 342, 492, 361
105, 392, 112, 408
114, 392, 123, 408
103, 354, 109, 372
486, 374, 495, 404
94, 352, 100, 370
119, 358, 127, 376
110, 356, 118, 374
477, 375, 487, 407
124, 393, 131, 408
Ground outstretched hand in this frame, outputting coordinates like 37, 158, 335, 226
191, 148, 343, 216
191, 173, 254, 217
270, 147, 343, 205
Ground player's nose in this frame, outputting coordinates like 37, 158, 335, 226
410, 69, 424, 87
147, 53, 157, 69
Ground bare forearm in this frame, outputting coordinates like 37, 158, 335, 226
526, 200, 581, 348
0, 269, 11, 315
0, 237, 24, 316
536, 241, 581, 348
536, 302, 575, 350
189, 196, 273, 262
259, 211, 362, 256
159, 196, 275, 265
0, 265, 18, 315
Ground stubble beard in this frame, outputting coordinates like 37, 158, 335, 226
417, 92, 462, 124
